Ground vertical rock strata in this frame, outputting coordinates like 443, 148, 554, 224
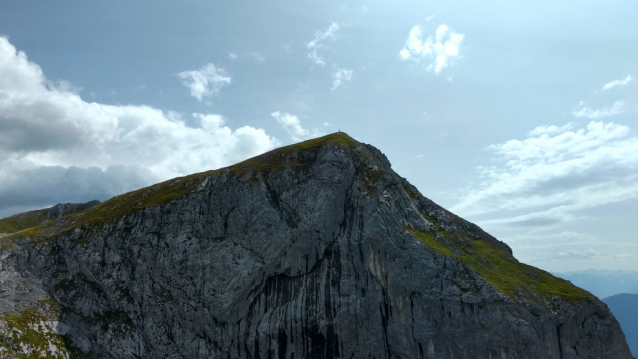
0, 133, 632, 358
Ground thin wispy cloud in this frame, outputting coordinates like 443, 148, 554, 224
522, 249, 638, 264
501, 231, 598, 249
452, 121, 638, 229
399, 24, 464, 74
331, 68, 353, 91
572, 100, 625, 119
271, 111, 323, 141
602, 75, 632, 91
246, 52, 266, 63
557, 249, 601, 259
177, 63, 231, 101
46, 79, 82, 94
306, 22, 339, 66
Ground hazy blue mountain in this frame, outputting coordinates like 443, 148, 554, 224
553, 270, 638, 299
603, 294, 638, 357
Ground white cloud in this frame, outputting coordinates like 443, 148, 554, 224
246, 52, 265, 63
331, 68, 353, 91
47, 79, 82, 94
528, 123, 575, 136
557, 249, 601, 259
271, 112, 323, 142
452, 121, 638, 229
226, 52, 265, 63
602, 75, 632, 91
307, 22, 339, 66
399, 24, 464, 74
501, 230, 638, 270
523, 249, 638, 264
0, 36, 279, 216
426, 14, 434, 21
177, 63, 231, 101
572, 100, 625, 118
501, 231, 597, 248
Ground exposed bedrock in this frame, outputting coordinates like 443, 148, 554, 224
0, 134, 631, 358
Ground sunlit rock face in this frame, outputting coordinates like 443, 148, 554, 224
0, 133, 632, 358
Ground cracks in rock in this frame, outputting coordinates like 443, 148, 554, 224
379, 288, 393, 359
409, 293, 424, 359
241, 197, 349, 359
263, 177, 299, 229
223, 207, 235, 237
556, 324, 564, 359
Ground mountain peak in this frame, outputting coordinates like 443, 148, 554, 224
0, 134, 632, 358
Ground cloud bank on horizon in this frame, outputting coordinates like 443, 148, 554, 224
0, 37, 280, 217
452, 121, 638, 226
453, 119, 638, 267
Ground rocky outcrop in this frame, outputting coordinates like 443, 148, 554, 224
0, 133, 632, 358
0, 201, 100, 237
44, 201, 101, 221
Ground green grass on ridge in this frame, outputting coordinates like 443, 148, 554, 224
0, 209, 49, 235
4, 132, 358, 238
404, 226, 593, 302
229, 132, 355, 177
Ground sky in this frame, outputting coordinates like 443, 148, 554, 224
0, 0, 636, 272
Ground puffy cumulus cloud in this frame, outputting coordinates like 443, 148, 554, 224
177, 63, 231, 101
0, 36, 279, 217
451, 121, 638, 229
572, 100, 625, 119
271, 112, 323, 142
399, 24, 464, 74
331, 68, 353, 91
602, 75, 632, 91
307, 22, 339, 66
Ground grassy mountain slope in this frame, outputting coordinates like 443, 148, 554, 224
1, 132, 592, 304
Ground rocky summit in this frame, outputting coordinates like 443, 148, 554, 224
0, 133, 632, 358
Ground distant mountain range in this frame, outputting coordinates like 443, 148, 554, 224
603, 293, 638, 357
553, 270, 638, 299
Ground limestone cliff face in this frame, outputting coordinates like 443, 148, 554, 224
0, 133, 632, 358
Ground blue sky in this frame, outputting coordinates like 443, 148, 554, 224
0, 0, 636, 272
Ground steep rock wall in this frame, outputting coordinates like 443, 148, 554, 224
0, 136, 632, 358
